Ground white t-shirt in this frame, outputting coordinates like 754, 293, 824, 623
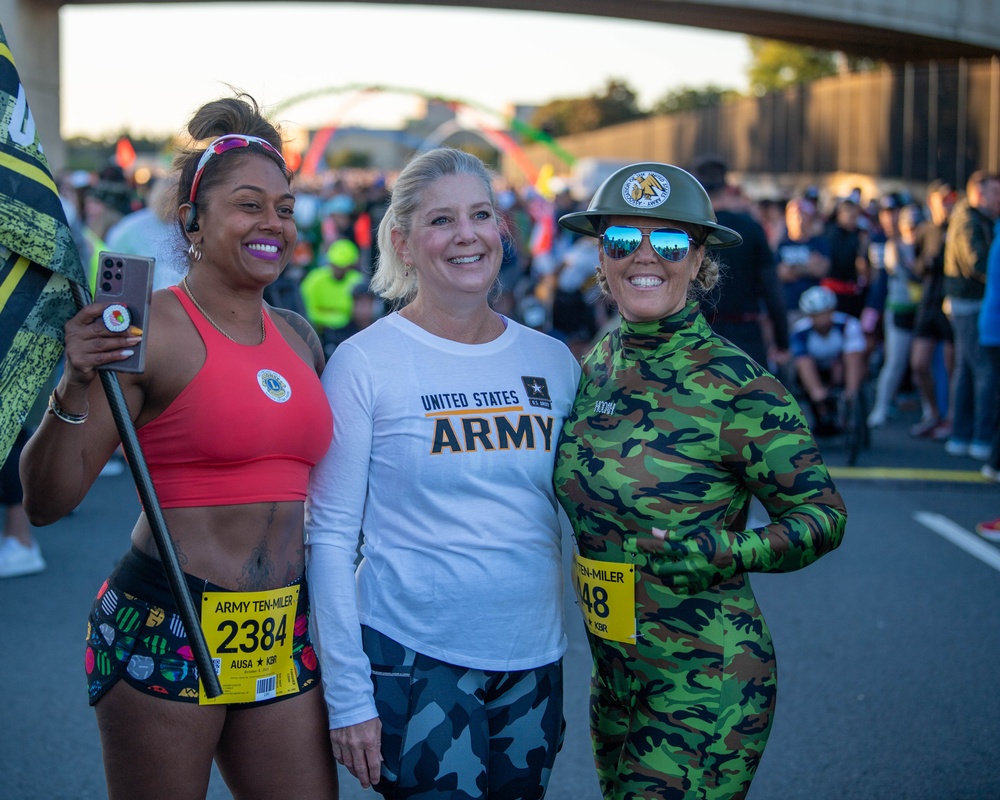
790, 311, 867, 369
306, 313, 581, 728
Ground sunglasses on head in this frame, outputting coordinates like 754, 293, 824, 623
189, 134, 286, 203
600, 226, 701, 262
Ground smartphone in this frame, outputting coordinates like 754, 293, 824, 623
94, 252, 154, 373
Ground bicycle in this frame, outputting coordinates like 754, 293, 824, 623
788, 377, 870, 466
837, 387, 870, 466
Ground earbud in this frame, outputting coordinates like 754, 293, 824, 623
184, 203, 199, 233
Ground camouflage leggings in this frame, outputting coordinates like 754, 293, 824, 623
362, 625, 564, 800
588, 597, 777, 800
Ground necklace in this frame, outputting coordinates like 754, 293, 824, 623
182, 277, 265, 344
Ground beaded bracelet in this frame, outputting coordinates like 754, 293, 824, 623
47, 390, 89, 425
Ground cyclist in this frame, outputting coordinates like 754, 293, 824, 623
792, 285, 867, 436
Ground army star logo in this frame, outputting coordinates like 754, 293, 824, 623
521, 376, 552, 409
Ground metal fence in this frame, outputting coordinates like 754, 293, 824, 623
514, 57, 1000, 196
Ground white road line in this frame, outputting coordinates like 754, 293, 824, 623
914, 511, 1000, 573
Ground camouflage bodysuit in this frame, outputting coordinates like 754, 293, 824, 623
554, 302, 847, 800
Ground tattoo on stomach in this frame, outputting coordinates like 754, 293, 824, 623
239, 538, 276, 591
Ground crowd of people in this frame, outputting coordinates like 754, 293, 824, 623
51, 150, 999, 463
0, 88, 993, 799
9, 131, 996, 557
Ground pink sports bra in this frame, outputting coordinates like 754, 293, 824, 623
137, 286, 333, 508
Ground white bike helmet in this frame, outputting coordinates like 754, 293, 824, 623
799, 285, 837, 314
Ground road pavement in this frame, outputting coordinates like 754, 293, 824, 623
2, 402, 998, 799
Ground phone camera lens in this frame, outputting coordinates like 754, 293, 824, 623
101, 282, 112, 292
116, 260, 124, 268
103, 258, 113, 269
103, 271, 113, 280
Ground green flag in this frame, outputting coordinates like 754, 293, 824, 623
0, 25, 86, 467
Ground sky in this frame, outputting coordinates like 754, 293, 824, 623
58, 2, 751, 140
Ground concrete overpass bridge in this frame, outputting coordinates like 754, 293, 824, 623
5, 0, 1000, 169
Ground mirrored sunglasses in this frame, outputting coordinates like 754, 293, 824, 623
600, 226, 699, 262
189, 134, 286, 203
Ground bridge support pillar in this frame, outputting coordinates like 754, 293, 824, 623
1, 0, 65, 171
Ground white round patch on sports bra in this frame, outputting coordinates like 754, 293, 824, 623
257, 369, 292, 403
621, 170, 670, 209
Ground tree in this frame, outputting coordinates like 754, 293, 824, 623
327, 150, 371, 169
651, 85, 740, 115
531, 79, 646, 137
747, 38, 839, 94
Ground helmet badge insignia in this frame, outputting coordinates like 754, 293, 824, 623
622, 171, 670, 209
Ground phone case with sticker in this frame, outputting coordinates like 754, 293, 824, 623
93, 251, 154, 373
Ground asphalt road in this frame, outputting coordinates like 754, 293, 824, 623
2, 402, 998, 800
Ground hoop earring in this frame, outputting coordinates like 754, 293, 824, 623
188, 242, 202, 262
404, 263, 412, 277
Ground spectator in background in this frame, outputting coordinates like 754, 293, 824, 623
520, 186, 582, 335
0, 427, 45, 578
104, 173, 185, 291
758, 198, 787, 252
860, 193, 905, 364
320, 193, 358, 250
57, 169, 90, 258
362, 176, 390, 276
867, 204, 924, 428
494, 188, 531, 314
693, 155, 789, 370
943, 170, 1000, 459
776, 197, 831, 324
548, 235, 604, 360
300, 238, 367, 356
977, 216, 1000, 485
909, 180, 956, 439
822, 191, 870, 318
81, 174, 134, 293
792, 286, 868, 436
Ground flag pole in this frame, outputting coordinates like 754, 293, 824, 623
70, 282, 222, 699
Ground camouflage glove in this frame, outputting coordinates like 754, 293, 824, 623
623, 527, 777, 595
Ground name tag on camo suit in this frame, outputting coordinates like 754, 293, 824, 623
571, 552, 636, 642
199, 585, 300, 704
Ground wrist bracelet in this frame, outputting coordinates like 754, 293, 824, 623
48, 390, 89, 425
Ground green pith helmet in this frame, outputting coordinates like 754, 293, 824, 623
558, 162, 743, 248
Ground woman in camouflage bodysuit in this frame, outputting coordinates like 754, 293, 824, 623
554, 164, 847, 800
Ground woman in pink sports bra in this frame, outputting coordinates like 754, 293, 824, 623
21, 95, 338, 799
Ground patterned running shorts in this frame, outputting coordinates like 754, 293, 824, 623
85, 547, 321, 706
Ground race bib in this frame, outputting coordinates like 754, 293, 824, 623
199, 585, 300, 705
572, 552, 636, 643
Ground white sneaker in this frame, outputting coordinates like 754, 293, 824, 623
945, 439, 970, 456
867, 409, 887, 429
982, 464, 1000, 483
969, 442, 993, 461
0, 537, 46, 578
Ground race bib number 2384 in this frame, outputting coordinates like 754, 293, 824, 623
199, 585, 300, 705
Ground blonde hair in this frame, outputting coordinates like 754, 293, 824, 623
371, 148, 503, 304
